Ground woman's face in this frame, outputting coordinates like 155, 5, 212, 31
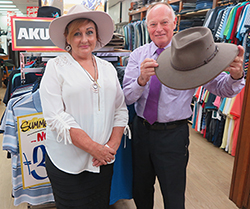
66, 20, 97, 59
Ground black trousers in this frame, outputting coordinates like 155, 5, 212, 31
132, 116, 189, 209
45, 154, 113, 209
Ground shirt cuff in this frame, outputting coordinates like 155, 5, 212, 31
228, 72, 245, 83
230, 71, 245, 80
228, 73, 246, 93
134, 78, 146, 94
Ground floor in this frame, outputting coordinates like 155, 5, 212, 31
0, 86, 239, 209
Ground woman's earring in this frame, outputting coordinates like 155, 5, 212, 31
65, 44, 71, 51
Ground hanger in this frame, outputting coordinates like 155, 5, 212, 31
22, 67, 44, 73
20, 52, 44, 85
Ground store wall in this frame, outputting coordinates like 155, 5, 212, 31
0, 15, 7, 32
0, 15, 8, 54
108, 0, 131, 24
109, 2, 121, 24
121, 0, 130, 23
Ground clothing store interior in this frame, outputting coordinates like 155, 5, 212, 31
0, 0, 250, 208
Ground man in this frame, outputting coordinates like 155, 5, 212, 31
122, 2, 245, 209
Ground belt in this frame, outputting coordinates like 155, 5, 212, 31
138, 116, 188, 130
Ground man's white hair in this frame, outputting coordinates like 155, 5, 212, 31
146, 2, 176, 24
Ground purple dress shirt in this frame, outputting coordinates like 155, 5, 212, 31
123, 41, 245, 123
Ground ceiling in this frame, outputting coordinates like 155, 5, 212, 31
1, 0, 120, 15
12, 0, 39, 14
0, 0, 39, 15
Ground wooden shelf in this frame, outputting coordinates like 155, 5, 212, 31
178, 9, 210, 17
128, 0, 218, 31
168, 0, 181, 3
128, 5, 149, 22
128, 6, 148, 16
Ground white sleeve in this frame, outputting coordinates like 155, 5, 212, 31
39, 58, 81, 145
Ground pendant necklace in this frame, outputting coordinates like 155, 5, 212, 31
91, 55, 100, 93
80, 55, 101, 110
81, 55, 100, 93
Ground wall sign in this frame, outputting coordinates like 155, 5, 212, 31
7, 11, 16, 27
27, 6, 39, 17
17, 112, 49, 189
11, 16, 64, 51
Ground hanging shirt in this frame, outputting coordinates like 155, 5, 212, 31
1, 90, 54, 206
223, 6, 237, 39
237, 5, 250, 41
218, 6, 233, 39
230, 87, 245, 156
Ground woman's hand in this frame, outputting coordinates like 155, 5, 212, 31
92, 127, 124, 167
70, 127, 115, 167
92, 144, 116, 167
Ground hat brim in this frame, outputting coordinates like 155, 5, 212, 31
155, 43, 238, 90
49, 9, 114, 51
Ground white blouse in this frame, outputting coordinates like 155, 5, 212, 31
39, 53, 128, 174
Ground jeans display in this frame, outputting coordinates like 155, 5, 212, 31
196, 0, 213, 10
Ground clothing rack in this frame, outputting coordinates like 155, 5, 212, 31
18, 51, 60, 209
20, 52, 43, 85
20, 52, 66, 63
218, 0, 250, 5
19, 52, 66, 85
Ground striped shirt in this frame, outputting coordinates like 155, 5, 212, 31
1, 90, 54, 206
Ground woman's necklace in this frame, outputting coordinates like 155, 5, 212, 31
91, 55, 100, 93
80, 55, 101, 111
80, 55, 100, 93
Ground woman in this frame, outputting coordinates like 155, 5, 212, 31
39, 5, 128, 209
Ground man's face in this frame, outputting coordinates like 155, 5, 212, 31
147, 5, 177, 48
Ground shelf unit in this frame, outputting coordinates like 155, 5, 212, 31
128, 0, 219, 31
128, 6, 148, 22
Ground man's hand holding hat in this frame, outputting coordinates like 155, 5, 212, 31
138, 58, 158, 86
225, 45, 245, 80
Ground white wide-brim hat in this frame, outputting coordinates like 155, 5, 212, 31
49, 4, 114, 51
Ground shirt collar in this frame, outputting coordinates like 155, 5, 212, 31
150, 41, 172, 56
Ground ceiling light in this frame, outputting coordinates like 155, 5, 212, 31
0, 1, 13, 3
0, 5, 16, 7
0, 8, 18, 10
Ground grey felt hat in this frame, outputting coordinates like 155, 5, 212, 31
155, 26, 238, 90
